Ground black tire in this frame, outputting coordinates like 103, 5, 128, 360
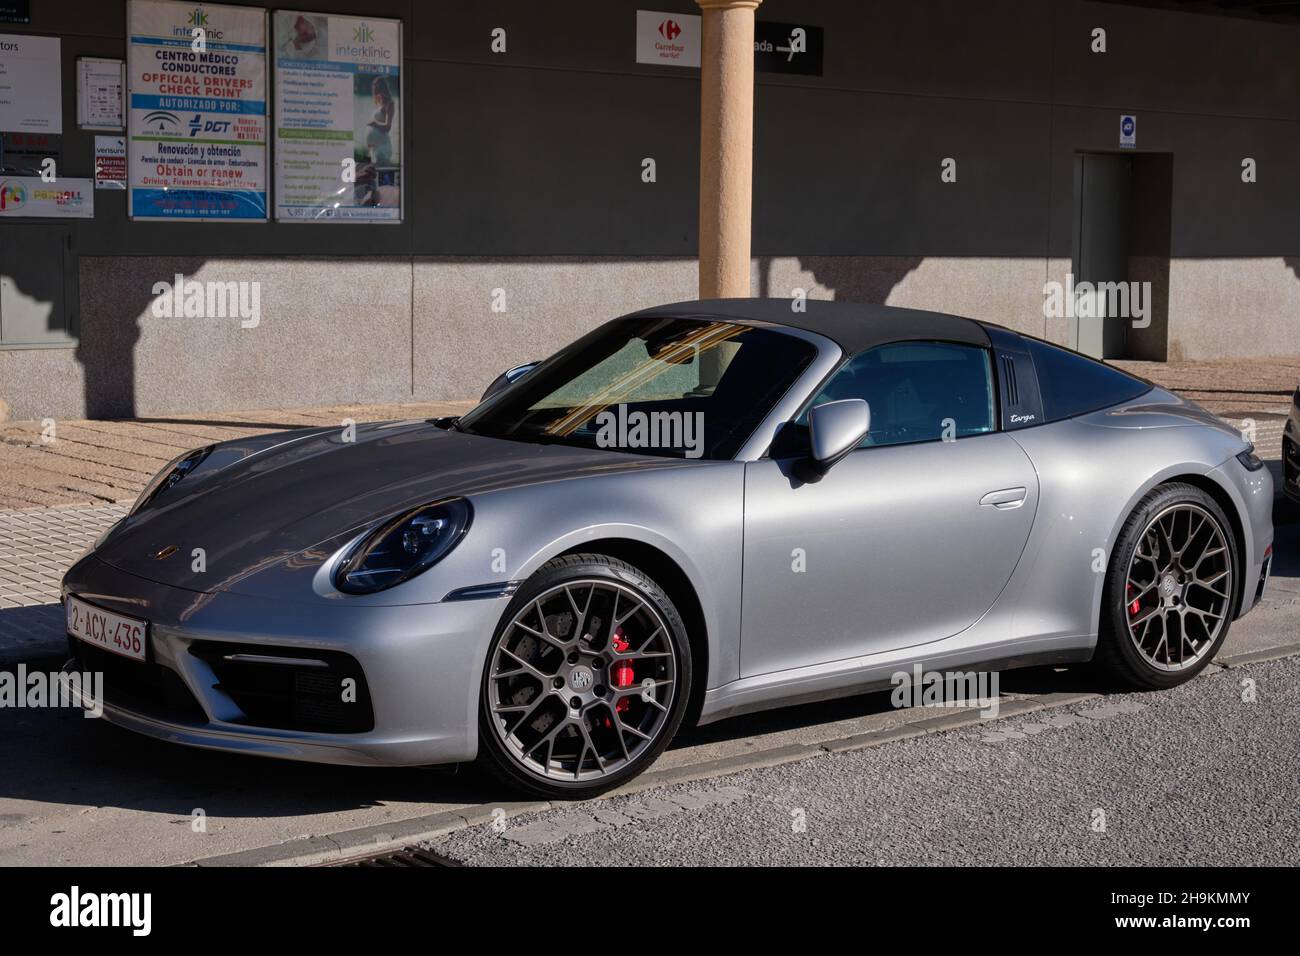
1095, 482, 1239, 689
477, 553, 693, 799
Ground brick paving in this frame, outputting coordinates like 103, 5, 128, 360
0, 400, 473, 510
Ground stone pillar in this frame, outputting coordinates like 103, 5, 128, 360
696, 0, 761, 300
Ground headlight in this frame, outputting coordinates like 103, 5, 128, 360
130, 446, 212, 514
334, 498, 472, 594
1236, 445, 1265, 472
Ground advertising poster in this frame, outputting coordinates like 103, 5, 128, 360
94, 135, 127, 188
273, 12, 401, 221
126, 0, 267, 221
0, 176, 94, 218
0, 33, 62, 133
77, 57, 126, 129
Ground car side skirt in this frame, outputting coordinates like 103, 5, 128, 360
697, 640, 1092, 726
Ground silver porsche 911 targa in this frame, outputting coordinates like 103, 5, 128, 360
62, 299, 1274, 797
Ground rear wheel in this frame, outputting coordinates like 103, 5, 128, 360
477, 554, 692, 799
1097, 483, 1238, 688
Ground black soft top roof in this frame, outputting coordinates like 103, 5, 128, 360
629, 298, 990, 354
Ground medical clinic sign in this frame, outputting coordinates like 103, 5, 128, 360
127, 1, 267, 221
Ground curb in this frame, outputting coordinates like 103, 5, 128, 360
1215, 641, 1300, 669
191, 800, 553, 867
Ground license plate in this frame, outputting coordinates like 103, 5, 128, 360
66, 596, 148, 662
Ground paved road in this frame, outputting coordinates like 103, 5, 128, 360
425, 653, 1300, 867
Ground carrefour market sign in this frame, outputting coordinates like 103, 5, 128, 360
126, 0, 267, 221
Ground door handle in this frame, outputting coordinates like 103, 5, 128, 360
980, 487, 1027, 510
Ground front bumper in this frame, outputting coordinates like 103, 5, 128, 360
60, 556, 506, 767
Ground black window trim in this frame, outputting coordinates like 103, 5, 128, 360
763, 337, 1003, 459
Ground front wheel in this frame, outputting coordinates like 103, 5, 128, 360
1096, 482, 1239, 689
477, 554, 692, 799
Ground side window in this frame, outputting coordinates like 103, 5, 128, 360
802, 341, 996, 448
1023, 338, 1152, 422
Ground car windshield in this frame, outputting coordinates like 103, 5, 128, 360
456, 316, 819, 460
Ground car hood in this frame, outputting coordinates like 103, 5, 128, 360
94, 420, 683, 592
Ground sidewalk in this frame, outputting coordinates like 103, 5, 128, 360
0, 400, 473, 510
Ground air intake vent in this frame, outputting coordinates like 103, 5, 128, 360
1002, 355, 1019, 405
190, 641, 374, 733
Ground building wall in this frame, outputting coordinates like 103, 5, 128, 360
1, 0, 1298, 420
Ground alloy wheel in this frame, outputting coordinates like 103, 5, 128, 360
1123, 503, 1233, 672
486, 580, 678, 782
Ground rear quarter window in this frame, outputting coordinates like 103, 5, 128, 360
1025, 339, 1152, 422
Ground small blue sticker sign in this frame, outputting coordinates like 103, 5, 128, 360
1120, 114, 1136, 149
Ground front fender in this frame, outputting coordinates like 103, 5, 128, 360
470, 462, 746, 689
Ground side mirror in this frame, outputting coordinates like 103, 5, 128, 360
807, 399, 869, 470
480, 361, 540, 402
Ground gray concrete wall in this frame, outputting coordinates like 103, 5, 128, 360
2, 0, 1299, 421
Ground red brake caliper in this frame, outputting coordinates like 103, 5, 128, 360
1127, 583, 1140, 617
610, 627, 635, 714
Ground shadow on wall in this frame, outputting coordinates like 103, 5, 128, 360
74, 257, 227, 418
757, 256, 924, 305
1128, 255, 1171, 362
73, 262, 168, 420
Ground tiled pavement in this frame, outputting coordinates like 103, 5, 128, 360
0, 504, 129, 609
0, 504, 129, 664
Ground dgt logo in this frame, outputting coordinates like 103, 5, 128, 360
658, 18, 682, 41
188, 115, 232, 136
